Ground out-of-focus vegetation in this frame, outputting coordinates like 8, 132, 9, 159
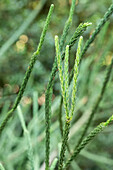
0, 0, 113, 170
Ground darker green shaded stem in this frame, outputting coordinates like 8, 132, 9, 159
58, 120, 70, 170
59, 97, 63, 137
45, 88, 53, 170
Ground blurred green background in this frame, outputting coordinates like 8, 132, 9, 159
0, 0, 113, 169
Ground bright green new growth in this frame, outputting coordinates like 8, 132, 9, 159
55, 36, 83, 119
55, 36, 69, 118
45, 22, 91, 100
0, 4, 54, 136
64, 113, 113, 169
17, 106, 34, 170
55, 22, 91, 141
0, 163, 5, 170
70, 36, 83, 118
45, 22, 91, 152
55, 36, 83, 169
64, 45, 69, 110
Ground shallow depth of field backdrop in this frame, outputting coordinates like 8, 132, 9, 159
0, 0, 113, 170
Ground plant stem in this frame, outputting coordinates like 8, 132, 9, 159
57, 36, 82, 170
70, 36, 83, 118
58, 120, 70, 170
59, 97, 63, 137
45, 88, 53, 170
60, 0, 76, 51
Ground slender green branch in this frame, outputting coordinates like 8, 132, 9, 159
45, 21, 91, 169
45, 0, 85, 169
57, 22, 91, 135
64, 45, 70, 111
58, 120, 70, 170
68, 23, 91, 49
75, 57, 113, 149
0, 4, 54, 136
45, 88, 53, 170
56, 36, 82, 170
55, 36, 70, 170
70, 36, 83, 118
64, 113, 113, 169
45, 2, 80, 167
59, 97, 63, 137
46, 22, 91, 98
55, 36, 69, 117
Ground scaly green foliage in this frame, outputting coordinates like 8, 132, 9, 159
45, 22, 91, 167
55, 36, 69, 118
64, 45, 69, 110
70, 36, 83, 118
55, 36, 83, 169
60, 0, 76, 51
